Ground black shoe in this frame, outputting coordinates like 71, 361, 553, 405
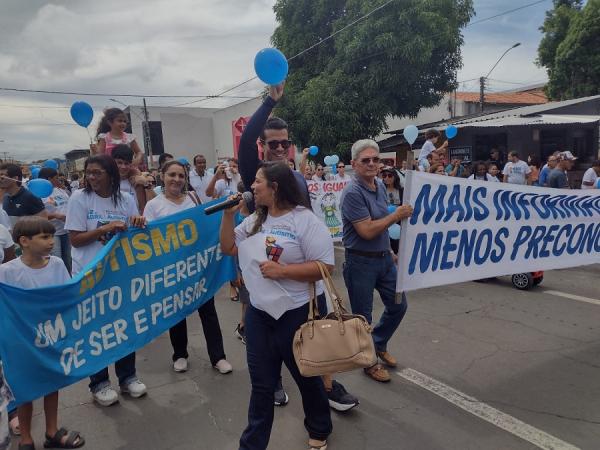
234, 324, 246, 345
327, 380, 359, 412
274, 378, 289, 406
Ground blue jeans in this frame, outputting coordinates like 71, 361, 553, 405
89, 352, 137, 393
239, 304, 332, 450
343, 251, 408, 353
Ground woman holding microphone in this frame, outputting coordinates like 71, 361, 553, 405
220, 162, 332, 450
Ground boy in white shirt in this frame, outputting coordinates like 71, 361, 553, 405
0, 217, 84, 450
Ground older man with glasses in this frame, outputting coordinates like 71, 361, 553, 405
340, 139, 413, 383
538, 153, 560, 187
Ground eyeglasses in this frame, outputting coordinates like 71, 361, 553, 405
316, 168, 323, 171
337, 165, 344, 169
359, 157, 380, 165
85, 170, 106, 178
262, 139, 292, 151
382, 173, 394, 178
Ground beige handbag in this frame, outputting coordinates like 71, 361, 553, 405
293, 261, 377, 377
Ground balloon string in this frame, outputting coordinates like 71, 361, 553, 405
86, 127, 93, 144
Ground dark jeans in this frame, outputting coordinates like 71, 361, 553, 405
169, 297, 225, 366
89, 352, 137, 393
343, 250, 408, 352
239, 304, 332, 450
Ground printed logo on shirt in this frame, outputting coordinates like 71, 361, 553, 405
265, 236, 284, 262
87, 209, 127, 222
263, 226, 297, 240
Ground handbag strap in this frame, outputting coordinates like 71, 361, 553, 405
314, 261, 346, 315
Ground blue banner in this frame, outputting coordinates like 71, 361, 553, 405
0, 204, 236, 405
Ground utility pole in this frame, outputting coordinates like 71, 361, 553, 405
479, 77, 485, 113
479, 43, 521, 114
142, 98, 153, 168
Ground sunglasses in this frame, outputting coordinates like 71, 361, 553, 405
262, 139, 292, 151
337, 165, 344, 168
382, 173, 394, 178
359, 157, 380, 165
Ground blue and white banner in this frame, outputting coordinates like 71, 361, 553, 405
0, 205, 236, 405
397, 171, 600, 292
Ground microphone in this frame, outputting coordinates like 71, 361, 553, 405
204, 191, 253, 215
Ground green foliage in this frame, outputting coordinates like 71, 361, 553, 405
538, 0, 600, 100
271, 0, 474, 160
537, 0, 582, 70
547, 0, 600, 99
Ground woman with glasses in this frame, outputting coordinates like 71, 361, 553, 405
312, 164, 327, 182
220, 162, 333, 450
65, 154, 148, 407
143, 160, 233, 375
333, 163, 349, 181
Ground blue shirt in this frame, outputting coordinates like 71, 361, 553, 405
538, 166, 551, 187
340, 176, 390, 251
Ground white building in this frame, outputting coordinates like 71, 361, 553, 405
125, 97, 261, 168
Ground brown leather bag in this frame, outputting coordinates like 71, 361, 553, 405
293, 261, 377, 377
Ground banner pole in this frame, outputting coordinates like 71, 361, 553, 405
395, 169, 414, 302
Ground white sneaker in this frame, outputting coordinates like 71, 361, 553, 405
92, 385, 119, 406
120, 379, 147, 398
213, 359, 233, 374
173, 358, 188, 373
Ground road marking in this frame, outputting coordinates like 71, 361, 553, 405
543, 290, 600, 306
397, 368, 580, 450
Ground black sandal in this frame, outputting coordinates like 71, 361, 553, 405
43, 428, 85, 449
18, 444, 35, 450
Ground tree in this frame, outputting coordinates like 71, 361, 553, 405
544, 0, 600, 100
271, 0, 474, 159
536, 0, 582, 97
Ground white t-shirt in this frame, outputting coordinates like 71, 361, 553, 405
418, 159, 430, 172
0, 207, 11, 231
333, 173, 350, 181
120, 179, 139, 211
214, 179, 237, 198
418, 140, 436, 161
143, 193, 196, 221
0, 256, 69, 289
502, 160, 531, 185
235, 206, 334, 312
43, 187, 70, 235
65, 190, 138, 275
70, 180, 80, 190
0, 224, 13, 263
581, 167, 598, 190
189, 169, 213, 204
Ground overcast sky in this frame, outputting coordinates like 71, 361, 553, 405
0, 0, 550, 162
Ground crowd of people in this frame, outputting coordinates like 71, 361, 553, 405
0, 86, 599, 450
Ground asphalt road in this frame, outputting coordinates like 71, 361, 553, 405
11, 258, 600, 450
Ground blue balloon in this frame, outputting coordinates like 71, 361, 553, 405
31, 168, 40, 179
43, 159, 58, 169
330, 154, 340, 165
323, 155, 332, 166
331, 165, 338, 175
70, 101, 94, 128
446, 125, 458, 139
254, 48, 289, 85
31, 165, 41, 169
403, 125, 419, 145
309, 146, 319, 156
388, 204, 397, 214
27, 179, 53, 198
178, 157, 190, 165
389, 224, 401, 240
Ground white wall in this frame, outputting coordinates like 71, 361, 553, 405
128, 98, 261, 168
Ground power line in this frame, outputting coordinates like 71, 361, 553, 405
172, 0, 398, 107
0, 87, 256, 99
0, 0, 551, 107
